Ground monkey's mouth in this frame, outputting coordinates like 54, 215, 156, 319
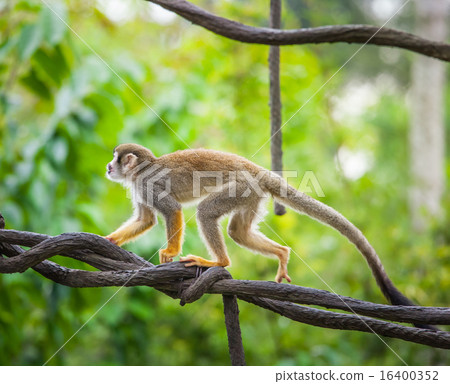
106, 167, 114, 179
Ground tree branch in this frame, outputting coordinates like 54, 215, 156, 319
223, 294, 246, 366
145, 0, 450, 62
1, 226, 449, 350
241, 296, 450, 349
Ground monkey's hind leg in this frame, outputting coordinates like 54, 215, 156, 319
179, 255, 230, 268
179, 216, 231, 267
227, 207, 291, 283
180, 192, 231, 269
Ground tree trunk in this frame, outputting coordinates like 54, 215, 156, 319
409, 0, 448, 232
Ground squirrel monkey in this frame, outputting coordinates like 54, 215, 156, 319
104, 143, 414, 306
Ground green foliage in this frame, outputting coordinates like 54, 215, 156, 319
0, 0, 448, 366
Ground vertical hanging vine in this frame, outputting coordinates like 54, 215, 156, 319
269, 0, 286, 216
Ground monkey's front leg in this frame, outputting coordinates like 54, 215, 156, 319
159, 210, 184, 263
106, 205, 156, 246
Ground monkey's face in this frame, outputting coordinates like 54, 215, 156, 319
106, 151, 123, 182
106, 151, 138, 183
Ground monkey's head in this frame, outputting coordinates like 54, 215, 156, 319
106, 143, 155, 183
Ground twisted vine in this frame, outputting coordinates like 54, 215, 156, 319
1, 214, 449, 352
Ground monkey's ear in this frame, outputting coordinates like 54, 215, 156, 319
122, 153, 138, 171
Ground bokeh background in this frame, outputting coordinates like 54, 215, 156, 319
0, 0, 449, 365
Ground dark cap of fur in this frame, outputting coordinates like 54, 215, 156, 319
114, 143, 155, 162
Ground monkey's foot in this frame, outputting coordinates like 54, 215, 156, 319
275, 247, 291, 283
159, 248, 180, 264
275, 269, 292, 284
180, 255, 230, 268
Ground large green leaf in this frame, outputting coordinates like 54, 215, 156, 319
19, 68, 51, 99
39, 3, 67, 46
17, 23, 42, 60
0, 38, 16, 62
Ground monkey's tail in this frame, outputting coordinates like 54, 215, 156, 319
263, 175, 436, 329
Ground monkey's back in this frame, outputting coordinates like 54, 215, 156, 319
155, 149, 265, 203
157, 149, 262, 173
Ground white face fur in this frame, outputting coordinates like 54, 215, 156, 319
106, 152, 123, 182
106, 151, 137, 183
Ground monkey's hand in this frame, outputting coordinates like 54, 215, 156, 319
159, 248, 180, 264
104, 235, 121, 246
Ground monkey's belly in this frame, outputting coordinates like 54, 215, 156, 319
173, 192, 205, 206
